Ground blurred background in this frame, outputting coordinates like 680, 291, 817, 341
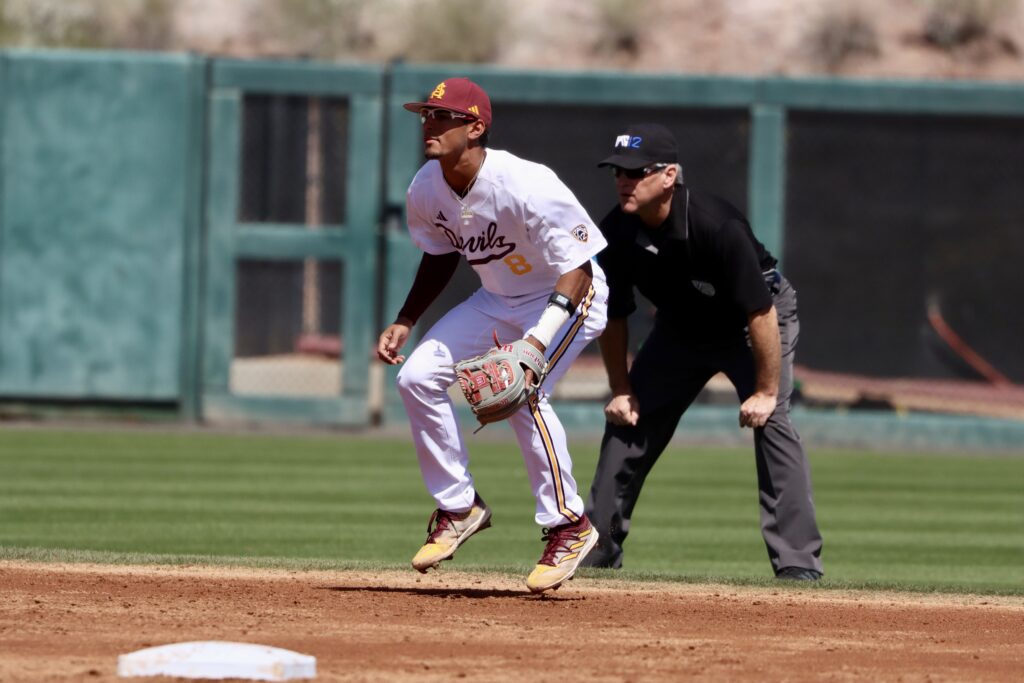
1, 0, 1022, 450
3, 0, 1023, 79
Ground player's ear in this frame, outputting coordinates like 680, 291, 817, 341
467, 119, 487, 143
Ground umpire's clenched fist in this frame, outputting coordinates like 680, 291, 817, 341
604, 393, 640, 427
739, 391, 776, 428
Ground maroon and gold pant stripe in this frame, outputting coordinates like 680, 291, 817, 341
530, 402, 579, 524
527, 285, 595, 525
544, 285, 595, 377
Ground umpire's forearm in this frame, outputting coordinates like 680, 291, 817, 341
599, 318, 632, 395
748, 306, 781, 397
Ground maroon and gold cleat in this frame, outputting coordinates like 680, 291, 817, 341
526, 514, 599, 593
411, 494, 492, 573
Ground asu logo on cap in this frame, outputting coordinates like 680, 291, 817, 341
403, 77, 493, 127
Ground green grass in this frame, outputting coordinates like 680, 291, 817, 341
1, 428, 1022, 595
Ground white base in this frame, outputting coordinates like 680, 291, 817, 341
117, 641, 316, 681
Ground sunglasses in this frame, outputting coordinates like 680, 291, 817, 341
613, 163, 669, 180
420, 108, 472, 124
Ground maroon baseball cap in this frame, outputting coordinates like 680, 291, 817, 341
403, 77, 492, 127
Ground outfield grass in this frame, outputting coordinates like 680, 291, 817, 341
0, 428, 1021, 594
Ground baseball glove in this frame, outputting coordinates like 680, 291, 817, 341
454, 335, 548, 426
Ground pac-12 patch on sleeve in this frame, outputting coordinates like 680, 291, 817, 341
571, 224, 589, 242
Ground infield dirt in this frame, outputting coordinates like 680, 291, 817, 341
2, 561, 1021, 682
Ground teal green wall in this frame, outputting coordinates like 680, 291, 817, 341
0, 51, 203, 400
0, 50, 1022, 449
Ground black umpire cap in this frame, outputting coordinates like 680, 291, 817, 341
597, 123, 678, 170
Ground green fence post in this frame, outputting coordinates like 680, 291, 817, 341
748, 103, 787, 266
0, 52, 6, 326
340, 91, 383, 402
179, 55, 210, 422
202, 88, 241, 397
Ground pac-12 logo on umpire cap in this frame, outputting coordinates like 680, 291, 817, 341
615, 134, 642, 149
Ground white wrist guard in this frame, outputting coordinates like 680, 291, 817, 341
526, 302, 571, 348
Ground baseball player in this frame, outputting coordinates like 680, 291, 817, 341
376, 77, 609, 593
581, 123, 824, 580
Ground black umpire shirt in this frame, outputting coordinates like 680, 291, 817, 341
596, 186, 777, 348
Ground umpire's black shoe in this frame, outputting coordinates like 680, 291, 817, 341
577, 547, 622, 569
775, 566, 822, 581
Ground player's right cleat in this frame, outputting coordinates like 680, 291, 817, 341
411, 494, 492, 573
526, 514, 598, 593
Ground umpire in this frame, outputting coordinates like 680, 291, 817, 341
582, 123, 824, 580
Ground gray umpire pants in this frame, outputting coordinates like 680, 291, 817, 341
583, 277, 824, 574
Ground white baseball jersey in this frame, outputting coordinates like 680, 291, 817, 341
406, 149, 607, 296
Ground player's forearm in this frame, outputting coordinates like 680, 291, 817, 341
599, 318, 632, 395
748, 306, 781, 396
524, 262, 594, 351
553, 261, 594, 308
396, 251, 461, 325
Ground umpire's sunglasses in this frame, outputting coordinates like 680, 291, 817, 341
419, 108, 473, 124
613, 163, 669, 180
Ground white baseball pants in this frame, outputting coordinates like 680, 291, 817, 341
396, 279, 608, 527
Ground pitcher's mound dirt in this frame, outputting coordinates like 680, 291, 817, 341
2, 561, 1021, 681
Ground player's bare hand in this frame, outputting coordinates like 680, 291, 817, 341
739, 392, 776, 428
604, 393, 639, 427
377, 320, 412, 365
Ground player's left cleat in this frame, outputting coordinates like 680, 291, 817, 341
526, 514, 598, 594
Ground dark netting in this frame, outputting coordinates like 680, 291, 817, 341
231, 95, 351, 398
234, 259, 342, 356
784, 111, 1024, 417
232, 259, 343, 397
319, 99, 350, 226
239, 95, 349, 226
